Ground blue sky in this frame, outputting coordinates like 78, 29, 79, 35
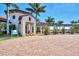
0, 3, 79, 24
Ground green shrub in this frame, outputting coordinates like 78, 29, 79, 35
53, 25, 58, 34
9, 24, 16, 30
70, 27, 75, 34
11, 34, 17, 36
62, 27, 65, 34
74, 25, 79, 33
0, 32, 7, 36
0, 32, 4, 36
44, 25, 49, 35
50, 29, 61, 34
70, 25, 79, 34
36, 26, 40, 33
0, 22, 6, 34
50, 30, 53, 33
58, 29, 62, 33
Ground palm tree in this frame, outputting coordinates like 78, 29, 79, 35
45, 16, 55, 34
45, 16, 55, 25
57, 20, 63, 25
26, 3, 46, 22
3, 3, 18, 34
71, 20, 78, 24
57, 20, 64, 34
71, 20, 79, 34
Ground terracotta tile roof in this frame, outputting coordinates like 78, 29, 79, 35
0, 16, 7, 22
5, 9, 36, 19
5, 9, 30, 14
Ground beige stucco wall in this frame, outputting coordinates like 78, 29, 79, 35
20, 15, 36, 36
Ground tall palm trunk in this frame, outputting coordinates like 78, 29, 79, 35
35, 13, 39, 22
35, 14, 37, 22
7, 6, 9, 34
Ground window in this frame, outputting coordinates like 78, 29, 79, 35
13, 15, 15, 19
29, 17, 31, 21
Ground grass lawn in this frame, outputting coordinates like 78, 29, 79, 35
0, 33, 7, 36
0, 38, 9, 41
0, 33, 10, 41
0, 35, 20, 41
0, 32, 20, 41
0, 36, 20, 41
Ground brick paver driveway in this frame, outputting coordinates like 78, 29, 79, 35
0, 34, 79, 56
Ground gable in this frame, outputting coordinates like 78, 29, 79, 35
22, 15, 36, 23
18, 15, 36, 24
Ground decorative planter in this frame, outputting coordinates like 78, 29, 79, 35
11, 30, 18, 36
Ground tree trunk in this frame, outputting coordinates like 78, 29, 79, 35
7, 6, 9, 34
35, 14, 37, 21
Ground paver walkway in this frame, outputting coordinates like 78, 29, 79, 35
0, 35, 79, 56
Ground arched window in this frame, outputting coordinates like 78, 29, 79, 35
29, 17, 31, 21
13, 15, 15, 19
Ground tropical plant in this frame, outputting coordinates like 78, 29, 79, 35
62, 26, 65, 34
44, 24, 49, 35
57, 20, 64, 33
26, 3, 46, 22
36, 26, 40, 33
57, 20, 63, 25
71, 20, 78, 24
53, 25, 58, 34
70, 25, 79, 34
0, 22, 6, 32
0, 22, 7, 36
70, 20, 79, 34
45, 16, 55, 24
70, 26, 75, 34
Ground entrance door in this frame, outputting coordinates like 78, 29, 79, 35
25, 24, 27, 33
25, 23, 31, 34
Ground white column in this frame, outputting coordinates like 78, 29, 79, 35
30, 24, 32, 34
21, 20, 26, 36
40, 26, 42, 33
34, 23, 36, 34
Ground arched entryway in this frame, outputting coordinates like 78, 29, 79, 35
18, 15, 36, 36
25, 22, 34, 35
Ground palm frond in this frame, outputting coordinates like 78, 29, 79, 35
3, 3, 12, 6
27, 3, 46, 22
28, 3, 36, 10
26, 8, 34, 12
11, 4, 19, 9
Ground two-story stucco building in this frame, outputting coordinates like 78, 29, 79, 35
5, 9, 36, 36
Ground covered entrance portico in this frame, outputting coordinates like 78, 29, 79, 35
18, 15, 36, 36
25, 22, 34, 35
